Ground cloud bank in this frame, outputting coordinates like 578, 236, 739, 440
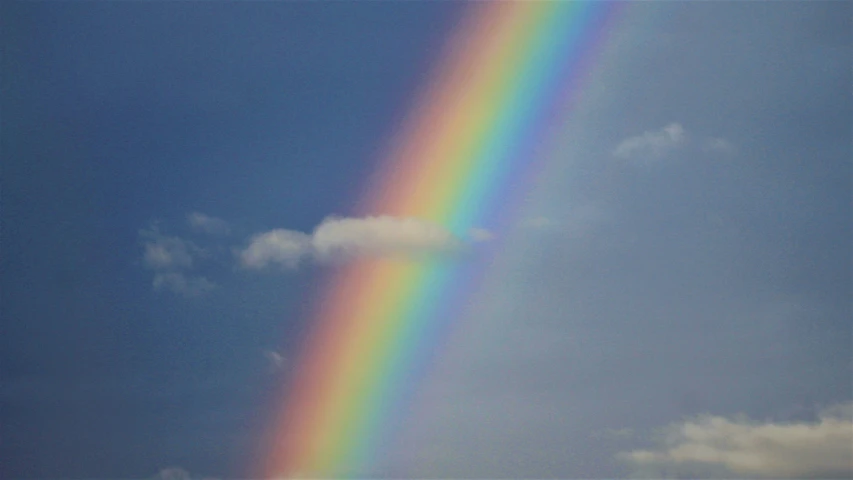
239, 216, 490, 269
621, 403, 853, 478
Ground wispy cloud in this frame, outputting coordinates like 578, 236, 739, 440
239, 216, 491, 270
187, 212, 231, 236
620, 402, 853, 478
140, 228, 195, 270
263, 350, 286, 371
614, 123, 687, 160
614, 123, 735, 162
139, 225, 216, 297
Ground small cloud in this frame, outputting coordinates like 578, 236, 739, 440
264, 350, 286, 371
239, 216, 475, 270
614, 123, 735, 162
239, 229, 312, 269
140, 228, 194, 270
614, 123, 686, 160
153, 272, 216, 297
620, 402, 853, 479
139, 225, 215, 297
187, 212, 231, 236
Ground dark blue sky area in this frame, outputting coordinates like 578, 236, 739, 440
2, 3, 460, 478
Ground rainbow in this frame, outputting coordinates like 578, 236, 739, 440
262, 2, 621, 477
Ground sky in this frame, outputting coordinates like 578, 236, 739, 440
1, 1, 851, 479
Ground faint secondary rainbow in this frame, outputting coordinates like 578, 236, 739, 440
262, 2, 621, 478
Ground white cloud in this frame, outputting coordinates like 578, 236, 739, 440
620, 402, 853, 478
614, 123, 736, 162
152, 273, 216, 297
312, 216, 461, 260
239, 216, 484, 269
187, 212, 231, 235
140, 228, 195, 270
614, 123, 686, 159
239, 229, 311, 269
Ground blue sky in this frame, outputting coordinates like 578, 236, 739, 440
1, 2, 850, 479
